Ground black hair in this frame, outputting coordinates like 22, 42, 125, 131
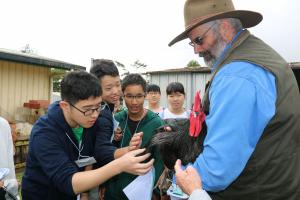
90, 59, 119, 80
60, 71, 102, 104
121, 73, 146, 92
144, 118, 207, 170
166, 82, 185, 95
146, 84, 161, 94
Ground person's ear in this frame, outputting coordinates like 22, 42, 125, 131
59, 101, 70, 112
219, 19, 235, 43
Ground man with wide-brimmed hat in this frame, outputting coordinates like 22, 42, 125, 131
170, 0, 300, 199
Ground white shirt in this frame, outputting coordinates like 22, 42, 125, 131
159, 108, 190, 120
0, 117, 19, 199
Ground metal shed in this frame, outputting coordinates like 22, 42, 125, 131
148, 67, 211, 110
0, 48, 85, 120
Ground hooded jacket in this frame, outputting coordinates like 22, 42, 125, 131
105, 109, 164, 200
22, 101, 97, 200
94, 103, 117, 167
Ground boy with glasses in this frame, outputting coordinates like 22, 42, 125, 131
105, 74, 164, 200
21, 71, 153, 200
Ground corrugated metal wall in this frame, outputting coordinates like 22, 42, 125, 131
149, 72, 211, 109
0, 60, 51, 120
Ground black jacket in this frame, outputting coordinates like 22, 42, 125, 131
94, 103, 117, 167
22, 101, 96, 200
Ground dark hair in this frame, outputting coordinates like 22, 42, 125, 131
166, 82, 185, 95
60, 71, 102, 104
144, 118, 207, 170
146, 84, 161, 94
90, 59, 119, 80
121, 73, 146, 92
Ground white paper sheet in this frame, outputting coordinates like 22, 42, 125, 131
0, 168, 9, 180
123, 167, 155, 200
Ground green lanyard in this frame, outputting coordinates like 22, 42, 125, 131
71, 126, 84, 144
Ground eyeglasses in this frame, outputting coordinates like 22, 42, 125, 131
189, 23, 216, 47
69, 102, 106, 116
124, 94, 145, 101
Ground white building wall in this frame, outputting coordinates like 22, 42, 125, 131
0, 60, 50, 120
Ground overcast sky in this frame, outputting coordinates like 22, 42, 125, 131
1, 0, 299, 71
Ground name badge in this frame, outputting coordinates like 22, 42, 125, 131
75, 157, 97, 168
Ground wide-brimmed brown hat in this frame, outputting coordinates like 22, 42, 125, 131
168, 0, 263, 46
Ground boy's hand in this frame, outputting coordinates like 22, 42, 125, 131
128, 132, 143, 151
113, 127, 123, 141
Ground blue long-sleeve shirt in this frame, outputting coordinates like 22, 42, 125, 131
193, 61, 276, 191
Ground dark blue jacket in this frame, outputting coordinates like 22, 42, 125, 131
22, 101, 97, 200
94, 103, 117, 167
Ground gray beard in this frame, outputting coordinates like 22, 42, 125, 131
204, 57, 216, 68
202, 36, 227, 68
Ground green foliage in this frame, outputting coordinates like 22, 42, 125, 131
51, 68, 67, 92
131, 60, 147, 70
114, 60, 130, 77
131, 60, 149, 82
187, 60, 200, 68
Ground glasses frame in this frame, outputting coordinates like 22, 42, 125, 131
124, 94, 146, 101
189, 23, 216, 47
69, 102, 106, 116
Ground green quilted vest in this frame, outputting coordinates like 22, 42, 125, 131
203, 30, 300, 200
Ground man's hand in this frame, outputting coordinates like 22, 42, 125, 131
128, 132, 143, 151
0, 180, 3, 188
174, 159, 202, 195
